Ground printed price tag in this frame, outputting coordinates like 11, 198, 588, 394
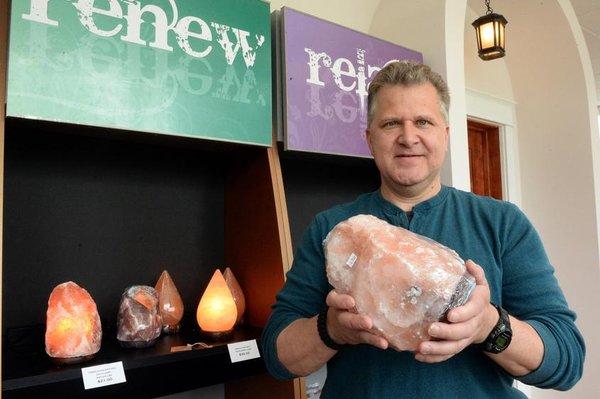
346, 253, 357, 268
81, 361, 127, 390
227, 339, 260, 363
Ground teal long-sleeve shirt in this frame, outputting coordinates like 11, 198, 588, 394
261, 186, 585, 398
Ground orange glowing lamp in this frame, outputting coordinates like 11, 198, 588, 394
45, 282, 102, 365
196, 270, 237, 338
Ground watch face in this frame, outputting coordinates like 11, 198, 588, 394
496, 335, 509, 347
494, 331, 512, 350
480, 304, 513, 353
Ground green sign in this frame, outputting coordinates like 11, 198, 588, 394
7, 0, 272, 146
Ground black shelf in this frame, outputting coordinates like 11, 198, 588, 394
3, 324, 266, 398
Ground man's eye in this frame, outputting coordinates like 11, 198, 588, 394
383, 121, 399, 128
416, 119, 431, 127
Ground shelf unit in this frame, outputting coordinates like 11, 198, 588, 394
0, 1, 302, 397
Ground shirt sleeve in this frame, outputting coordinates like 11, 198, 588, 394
500, 204, 585, 390
261, 214, 331, 380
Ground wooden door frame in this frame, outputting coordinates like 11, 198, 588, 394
465, 89, 521, 207
467, 119, 503, 200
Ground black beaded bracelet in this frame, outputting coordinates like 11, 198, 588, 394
317, 308, 346, 351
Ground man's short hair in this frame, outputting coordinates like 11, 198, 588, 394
367, 61, 450, 127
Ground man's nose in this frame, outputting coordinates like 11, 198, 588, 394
396, 121, 420, 146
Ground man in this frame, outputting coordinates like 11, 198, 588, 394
262, 61, 584, 398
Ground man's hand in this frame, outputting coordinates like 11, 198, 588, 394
325, 290, 389, 350
414, 260, 498, 363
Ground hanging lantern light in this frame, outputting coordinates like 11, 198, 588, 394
472, 0, 508, 61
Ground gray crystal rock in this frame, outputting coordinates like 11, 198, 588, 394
117, 285, 162, 348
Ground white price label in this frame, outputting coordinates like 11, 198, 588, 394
346, 253, 357, 268
227, 339, 260, 363
81, 361, 127, 390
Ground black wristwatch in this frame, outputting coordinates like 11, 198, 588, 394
479, 303, 512, 354
317, 308, 346, 351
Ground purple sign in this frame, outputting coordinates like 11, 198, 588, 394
281, 8, 423, 157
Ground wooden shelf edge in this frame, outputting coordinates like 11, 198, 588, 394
267, 142, 294, 272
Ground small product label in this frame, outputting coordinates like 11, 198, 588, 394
81, 361, 126, 390
170, 345, 192, 352
346, 253, 358, 268
227, 339, 261, 363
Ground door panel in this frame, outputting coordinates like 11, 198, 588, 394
467, 120, 502, 200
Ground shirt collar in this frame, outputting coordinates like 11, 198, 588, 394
375, 185, 450, 216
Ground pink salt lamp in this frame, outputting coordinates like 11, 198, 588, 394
223, 267, 246, 325
45, 281, 102, 365
155, 270, 184, 334
325, 215, 475, 352
196, 270, 237, 339
117, 285, 162, 348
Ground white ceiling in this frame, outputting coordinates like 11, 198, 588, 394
570, 0, 600, 107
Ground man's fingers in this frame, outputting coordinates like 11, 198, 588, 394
428, 320, 476, 341
446, 261, 490, 323
415, 261, 490, 364
446, 286, 488, 323
418, 338, 470, 357
327, 307, 386, 349
326, 290, 355, 310
359, 331, 389, 350
414, 352, 453, 363
466, 259, 488, 287
337, 311, 373, 330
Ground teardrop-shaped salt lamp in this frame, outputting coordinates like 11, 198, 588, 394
155, 270, 184, 334
117, 286, 162, 348
224, 267, 246, 325
196, 269, 237, 339
45, 281, 102, 365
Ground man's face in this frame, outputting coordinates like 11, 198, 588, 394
366, 83, 449, 192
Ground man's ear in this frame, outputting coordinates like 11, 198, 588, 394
366, 128, 374, 155
444, 126, 450, 152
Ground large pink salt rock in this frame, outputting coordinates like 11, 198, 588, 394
324, 215, 475, 351
45, 281, 102, 361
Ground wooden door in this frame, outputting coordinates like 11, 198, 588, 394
467, 120, 503, 200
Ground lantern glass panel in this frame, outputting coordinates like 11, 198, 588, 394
495, 21, 500, 47
480, 21, 496, 50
